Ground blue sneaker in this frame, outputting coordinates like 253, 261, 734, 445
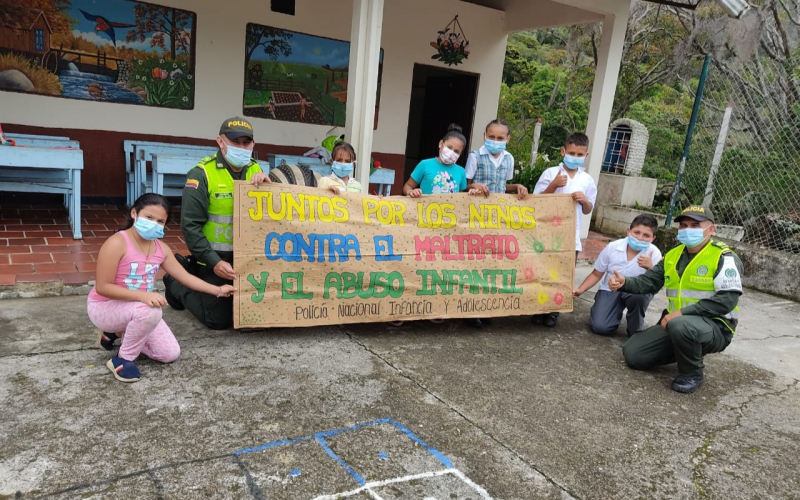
106, 356, 141, 383
97, 331, 119, 351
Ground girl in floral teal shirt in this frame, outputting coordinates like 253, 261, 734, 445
403, 124, 468, 197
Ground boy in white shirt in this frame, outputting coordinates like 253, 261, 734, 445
531, 132, 598, 327
573, 214, 662, 337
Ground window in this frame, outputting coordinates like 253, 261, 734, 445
602, 125, 633, 174
34, 29, 45, 52
271, 0, 295, 15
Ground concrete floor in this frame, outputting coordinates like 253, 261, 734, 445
1, 265, 798, 500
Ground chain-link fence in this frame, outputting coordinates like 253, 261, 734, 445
675, 54, 800, 254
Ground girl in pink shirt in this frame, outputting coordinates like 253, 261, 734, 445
88, 194, 235, 382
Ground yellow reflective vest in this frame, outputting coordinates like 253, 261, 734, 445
663, 240, 741, 333
198, 155, 262, 253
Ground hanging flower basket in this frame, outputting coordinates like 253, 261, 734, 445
430, 15, 470, 66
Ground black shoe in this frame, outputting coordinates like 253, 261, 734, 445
98, 331, 119, 351
542, 313, 558, 328
530, 314, 544, 325
670, 375, 703, 394
467, 318, 485, 328
162, 274, 185, 311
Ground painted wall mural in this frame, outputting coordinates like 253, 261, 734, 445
243, 23, 383, 128
0, 0, 196, 109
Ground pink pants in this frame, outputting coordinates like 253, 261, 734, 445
87, 298, 180, 363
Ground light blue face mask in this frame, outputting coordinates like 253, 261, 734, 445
627, 235, 651, 252
133, 216, 164, 240
331, 161, 354, 178
563, 155, 585, 170
484, 139, 507, 155
677, 227, 706, 248
223, 144, 252, 168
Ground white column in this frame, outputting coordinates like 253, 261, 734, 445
582, 6, 630, 238
345, 0, 384, 188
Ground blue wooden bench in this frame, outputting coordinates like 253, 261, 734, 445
306, 165, 395, 196
151, 154, 208, 197
123, 141, 220, 204
268, 154, 395, 195
152, 154, 394, 197
0, 143, 84, 239
7, 133, 73, 144
267, 154, 327, 169
150, 154, 271, 197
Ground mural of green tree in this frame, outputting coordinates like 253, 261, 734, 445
244, 24, 293, 71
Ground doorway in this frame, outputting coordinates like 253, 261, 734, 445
403, 64, 479, 181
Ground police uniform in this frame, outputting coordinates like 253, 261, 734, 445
166, 117, 263, 330
619, 205, 743, 393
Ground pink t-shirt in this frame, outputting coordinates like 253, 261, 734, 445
88, 231, 165, 301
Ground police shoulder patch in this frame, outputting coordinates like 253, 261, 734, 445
714, 255, 742, 293
184, 179, 200, 189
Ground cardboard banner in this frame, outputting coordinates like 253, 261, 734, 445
233, 182, 576, 328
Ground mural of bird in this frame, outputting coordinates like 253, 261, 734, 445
79, 9, 136, 47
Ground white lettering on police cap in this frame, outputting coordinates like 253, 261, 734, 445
714, 255, 742, 293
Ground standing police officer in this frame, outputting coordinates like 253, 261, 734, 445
164, 117, 270, 329
609, 205, 744, 393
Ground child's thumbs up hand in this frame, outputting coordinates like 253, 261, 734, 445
609, 270, 626, 292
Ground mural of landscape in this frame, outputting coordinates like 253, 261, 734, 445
0, 0, 196, 109
243, 23, 383, 127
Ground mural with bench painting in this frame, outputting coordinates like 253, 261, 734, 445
243, 23, 383, 128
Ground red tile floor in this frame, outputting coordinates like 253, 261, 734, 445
578, 231, 613, 261
0, 205, 188, 287
0, 204, 609, 288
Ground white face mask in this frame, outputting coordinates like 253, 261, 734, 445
223, 144, 253, 168
439, 146, 460, 165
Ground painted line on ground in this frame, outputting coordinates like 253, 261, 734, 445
309, 469, 459, 500
314, 418, 393, 440
232, 418, 392, 455
232, 417, 466, 494
315, 435, 366, 486
365, 488, 387, 500
450, 467, 495, 499
388, 419, 454, 469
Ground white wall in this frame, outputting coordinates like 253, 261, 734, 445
505, 0, 602, 31
0, 0, 507, 155
380, 0, 508, 153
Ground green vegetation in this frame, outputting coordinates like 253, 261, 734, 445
500, 1, 800, 237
